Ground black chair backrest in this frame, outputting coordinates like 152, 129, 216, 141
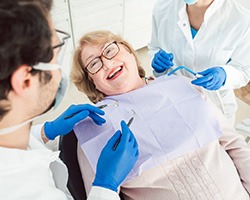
59, 130, 87, 200
59, 130, 125, 200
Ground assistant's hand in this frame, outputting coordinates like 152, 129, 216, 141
44, 104, 105, 140
191, 67, 226, 90
93, 121, 139, 192
152, 49, 174, 73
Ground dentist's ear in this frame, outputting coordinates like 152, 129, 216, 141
10, 65, 33, 96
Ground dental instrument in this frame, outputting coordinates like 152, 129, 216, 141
64, 100, 119, 119
96, 100, 119, 109
113, 117, 134, 150
167, 66, 202, 78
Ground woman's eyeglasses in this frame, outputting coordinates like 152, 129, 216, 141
85, 41, 120, 75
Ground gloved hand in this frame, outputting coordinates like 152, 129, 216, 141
191, 66, 226, 90
44, 104, 105, 140
93, 120, 139, 192
152, 49, 174, 73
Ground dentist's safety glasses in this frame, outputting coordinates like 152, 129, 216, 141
33, 29, 71, 109
167, 66, 202, 78
53, 30, 71, 65
0, 30, 71, 135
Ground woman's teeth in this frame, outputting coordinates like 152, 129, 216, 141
108, 66, 123, 79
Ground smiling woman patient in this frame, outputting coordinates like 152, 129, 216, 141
71, 30, 250, 200
71, 30, 146, 103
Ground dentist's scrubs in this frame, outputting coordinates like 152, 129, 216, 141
148, 0, 250, 124
0, 124, 119, 200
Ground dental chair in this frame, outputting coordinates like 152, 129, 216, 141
59, 130, 86, 200
59, 130, 125, 200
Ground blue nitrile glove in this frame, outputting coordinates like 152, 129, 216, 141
44, 104, 105, 140
93, 120, 139, 192
152, 49, 174, 73
191, 67, 226, 90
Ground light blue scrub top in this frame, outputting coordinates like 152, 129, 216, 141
191, 27, 198, 39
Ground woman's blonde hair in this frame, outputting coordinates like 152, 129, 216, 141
71, 30, 145, 103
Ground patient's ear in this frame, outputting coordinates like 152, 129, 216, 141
10, 65, 33, 96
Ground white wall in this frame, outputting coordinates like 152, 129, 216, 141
51, 0, 250, 76
51, 0, 157, 75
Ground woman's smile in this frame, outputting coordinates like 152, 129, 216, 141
107, 66, 123, 80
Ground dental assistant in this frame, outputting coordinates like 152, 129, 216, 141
0, 1, 138, 199
149, 0, 250, 124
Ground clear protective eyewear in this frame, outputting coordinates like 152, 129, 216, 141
33, 29, 71, 71
53, 29, 71, 49
53, 29, 71, 65
167, 65, 202, 78
34, 29, 71, 109
85, 41, 120, 75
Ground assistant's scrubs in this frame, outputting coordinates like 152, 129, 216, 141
149, 0, 250, 124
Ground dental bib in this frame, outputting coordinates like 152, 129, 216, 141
74, 75, 222, 183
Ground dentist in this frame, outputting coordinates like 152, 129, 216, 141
0, 0, 138, 199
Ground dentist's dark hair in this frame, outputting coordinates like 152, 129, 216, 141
0, 0, 53, 120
